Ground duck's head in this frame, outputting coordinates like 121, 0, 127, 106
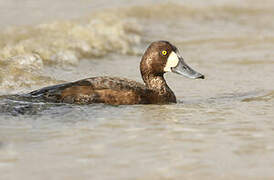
140, 41, 204, 79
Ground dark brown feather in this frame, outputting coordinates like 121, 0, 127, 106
29, 41, 179, 105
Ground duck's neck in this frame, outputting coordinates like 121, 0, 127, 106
142, 73, 176, 102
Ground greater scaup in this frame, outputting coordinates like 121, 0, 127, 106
29, 41, 204, 105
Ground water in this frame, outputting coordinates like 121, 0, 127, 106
0, 0, 274, 179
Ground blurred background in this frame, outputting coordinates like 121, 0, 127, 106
0, 0, 274, 179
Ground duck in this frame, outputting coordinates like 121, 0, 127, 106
28, 41, 204, 105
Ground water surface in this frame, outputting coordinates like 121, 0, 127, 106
0, 0, 274, 179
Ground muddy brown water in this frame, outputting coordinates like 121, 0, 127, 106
0, 0, 274, 179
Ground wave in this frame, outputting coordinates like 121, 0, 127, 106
0, 2, 273, 92
1, 2, 272, 65
0, 12, 142, 64
242, 90, 274, 102
121, 3, 272, 19
0, 8, 144, 92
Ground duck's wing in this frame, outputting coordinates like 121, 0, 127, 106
28, 76, 150, 104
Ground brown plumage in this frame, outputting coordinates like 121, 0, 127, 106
29, 41, 204, 105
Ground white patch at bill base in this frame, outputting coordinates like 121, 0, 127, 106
164, 51, 179, 72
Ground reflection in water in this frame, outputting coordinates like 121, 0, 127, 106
1, 90, 267, 116
0, 0, 274, 179
0, 95, 64, 115
0, 89, 274, 179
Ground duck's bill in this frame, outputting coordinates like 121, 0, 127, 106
171, 57, 205, 79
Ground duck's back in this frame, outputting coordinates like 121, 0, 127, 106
29, 76, 151, 105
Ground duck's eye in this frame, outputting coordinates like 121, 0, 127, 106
161, 50, 167, 56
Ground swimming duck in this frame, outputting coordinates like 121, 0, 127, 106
29, 41, 204, 105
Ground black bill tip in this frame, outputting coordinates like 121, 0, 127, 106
197, 74, 205, 79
